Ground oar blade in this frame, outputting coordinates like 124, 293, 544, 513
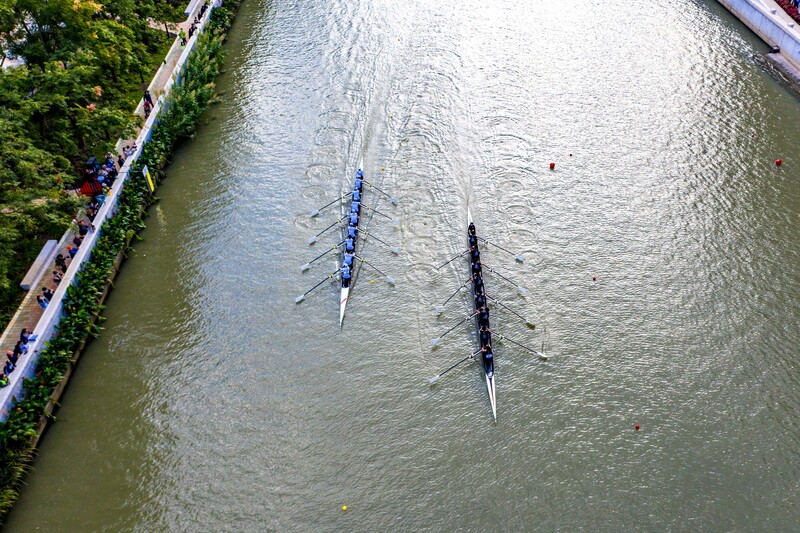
308, 235, 317, 245
428, 375, 441, 385
301, 263, 310, 272
517, 286, 527, 295
392, 219, 400, 225
515, 255, 525, 263
310, 209, 320, 217
387, 277, 396, 285
435, 306, 445, 315
391, 197, 399, 205
430, 337, 440, 347
390, 246, 399, 254
295, 295, 305, 303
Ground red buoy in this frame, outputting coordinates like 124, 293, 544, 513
592, 276, 596, 281
549, 162, 555, 170
776, 159, 782, 166
635, 425, 640, 431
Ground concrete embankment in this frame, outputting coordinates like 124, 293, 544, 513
717, 0, 800, 76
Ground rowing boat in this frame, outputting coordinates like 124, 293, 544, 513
339, 158, 364, 326
467, 209, 497, 420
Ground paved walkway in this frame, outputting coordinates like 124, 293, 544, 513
0, 0, 208, 372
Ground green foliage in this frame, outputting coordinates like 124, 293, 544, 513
0, 2, 241, 522
0, 1, 177, 326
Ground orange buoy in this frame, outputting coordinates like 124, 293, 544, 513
776, 159, 782, 166
549, 162, 555, 170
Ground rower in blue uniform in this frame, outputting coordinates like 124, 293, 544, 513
353, 189, 361, 202
341, 264, 351, 288
345, 237, 355, 253
478, 306, 490, 327
347, 224, 357, 239
349, 210, 358, 226
473, 274, 485, 295
351, 199, 360, 214
343, 252, 354, 267
479, 325, 492, 347
475, 293, 486, 309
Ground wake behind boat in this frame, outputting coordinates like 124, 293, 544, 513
296, 158, 399, 326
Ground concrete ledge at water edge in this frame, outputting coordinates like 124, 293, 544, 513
20, 240, 58, 291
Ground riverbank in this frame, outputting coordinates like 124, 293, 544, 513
717, 0, 800, 77
0, 0, 243, 522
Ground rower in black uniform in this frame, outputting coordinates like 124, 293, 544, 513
469, 245, 480, 263
478, 305, 490, 327
479, 325, 492, 347
472, 273, 484, 296
471, 259, 482, 277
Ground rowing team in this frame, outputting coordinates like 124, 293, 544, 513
340, 170, 365, 288
468, 221, 494, 376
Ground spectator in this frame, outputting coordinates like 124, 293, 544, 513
6, 351, 17, 365
179, 28, 187, 46
36, 295, 48, 310
53, 271, 62, 283
55, 254, 68, 273
0, 374, 8, 388
78, 220, 89, 236
3, 360, 13, 376
42, 287, 54, 301
67, 245, 77, 259
143, 99, 153, 118
13, 341, 25, 356
20, 329, 37, 344
73, 234, 83, 248
118, 153, 125, 167
144, 90, 153, 106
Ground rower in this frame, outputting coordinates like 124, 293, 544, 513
351, 199, 361, 214
475, 293, 486, 309
479, 325, 492, 346
473, 274, 485, 295
345, 237, 355, 253
347, 223, 357, 239
353, 189, 361, 202
343, 252, 354, 267
478, 306, 490, 327
471, 259, 482, 276
469, 245, 480, 262
349, 210, 358, 226
341, 264, 351, 288
469, 233, 477, 248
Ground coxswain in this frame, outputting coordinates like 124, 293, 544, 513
341, 264, 351, 288
468, 222, 476, 236
345, 237, 355, 253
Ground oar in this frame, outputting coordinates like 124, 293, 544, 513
354, 255, 396, 285
484, 265, 527, 294
486, 294, 535, 328
310, 193, 352, 217
308, 218, 343, 244
477, 236, 524, 263
295, 270, 340, 303
436, 250, 468, 270
301, 240, 345, 271
496, 333, 548, 360
435, 279, 470, 314
430, 311, 478, 347
364, 181, 399, 205
361, 230, 399, 254
428, 349, 481, 384
362, 204, 399, 224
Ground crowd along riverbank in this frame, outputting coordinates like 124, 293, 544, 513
0, 0, 244, 521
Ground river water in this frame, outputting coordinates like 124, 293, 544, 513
7, 0, 800, 530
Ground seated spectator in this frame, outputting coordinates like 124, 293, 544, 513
73, 235, 83, 248
3, 360, 13, 376
118, 153, 125, 167
78, 220, 89, 236
55, 254, 68, 273
53, 271, 62, 283
42, 288, 54, 301
6, 351, 17, 365
13, 341, 25, 357
36, 295, 48, 310
0, 374, 8, 388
